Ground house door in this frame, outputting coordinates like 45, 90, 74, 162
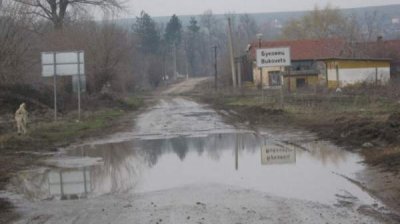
296, 78, 306, 88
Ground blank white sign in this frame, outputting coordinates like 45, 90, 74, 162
41, 53, 54, 64
41, 51, 84, 77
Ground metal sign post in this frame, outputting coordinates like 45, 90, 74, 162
77, 52, 81, 121
52, 53, 57, 120
256, 47, 291, 106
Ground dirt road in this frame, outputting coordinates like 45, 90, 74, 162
162, 77, 210, 95
2, 79, 399, 223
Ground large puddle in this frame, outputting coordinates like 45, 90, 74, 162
10, 131, 378, 206
7, 98, 381, 207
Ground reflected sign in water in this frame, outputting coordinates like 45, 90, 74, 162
48, 168, 91, 200
261, 145, 296, 165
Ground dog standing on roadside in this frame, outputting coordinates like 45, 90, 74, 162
15, 103, 28, 135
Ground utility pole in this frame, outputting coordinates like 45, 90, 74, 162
185, 52, 189, 80
213, 46, 218, 90
237, 57, 242, 88
184, 39, 189, 80
162, 54, 166, 84
280, 73, 285, 109
257, 33, 263, 103
173, 41, 177, 80
227, 17, 237, 88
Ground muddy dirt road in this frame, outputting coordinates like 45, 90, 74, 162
2, 95, 399, 223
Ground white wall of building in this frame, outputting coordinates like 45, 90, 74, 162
327, 67, 390, 87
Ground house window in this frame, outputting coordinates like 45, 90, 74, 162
292, 61, 313, 71
269, 71, 282, 86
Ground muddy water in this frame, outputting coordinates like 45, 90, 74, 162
9, 98, 379, 207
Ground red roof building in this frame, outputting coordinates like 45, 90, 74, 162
245, 38, 393, 90
249, 38, 350, 61
247, 38, 400, 78
353, 39, 400, 78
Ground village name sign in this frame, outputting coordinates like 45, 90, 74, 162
256, 47, 291, 67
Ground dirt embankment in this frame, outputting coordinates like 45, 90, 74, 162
310, 113, 400, 150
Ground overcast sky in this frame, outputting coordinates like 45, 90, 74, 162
125, 0, 400, 17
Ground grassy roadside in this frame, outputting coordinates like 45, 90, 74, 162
1, 96, 144, 150
197, 91, 400, 160
0, 95, 145, 223
2, 109, 122, 150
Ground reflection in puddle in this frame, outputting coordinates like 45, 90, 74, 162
261, 146, 296, 165
11, 132, 377, 206
10, 167, 94, 201
48, 168, 91, 200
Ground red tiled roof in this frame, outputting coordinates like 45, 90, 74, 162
354, 40, 400, 64
250, 38, 348, 61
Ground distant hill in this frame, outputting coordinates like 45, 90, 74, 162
117, 4, 400, 39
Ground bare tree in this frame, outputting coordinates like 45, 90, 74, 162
281, 4, 359, 40
13, 0, 123, 29
83, 20, 133, 92
200, 10, 219, 40
237, 14, 258, 54
362, 10, 384, 41
0, 1, 36, 85
200, 10, 228, 76
41, 16, 134, 93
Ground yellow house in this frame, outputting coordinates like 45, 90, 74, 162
252, 60, 324, 91
253, 65, 285, 88
283, 70, 319, 91
324, 58, 391, 89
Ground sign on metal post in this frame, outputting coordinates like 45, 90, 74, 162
42, 52, 84, 77
256, 47, 291, 68
41, 51, 85, 121
256, 47, 291, 107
